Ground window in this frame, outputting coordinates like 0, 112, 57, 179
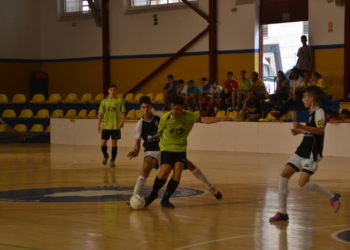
64, 0, 92, 14
130, 0, 196, 8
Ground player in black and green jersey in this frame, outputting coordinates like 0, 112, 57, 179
97, 84, 126, 167
145, 96, 231, 208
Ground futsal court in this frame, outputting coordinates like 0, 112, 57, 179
0, 143, 349, 250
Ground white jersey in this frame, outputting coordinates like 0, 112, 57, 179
209, 85, 223, 95
290, 77, 304, 93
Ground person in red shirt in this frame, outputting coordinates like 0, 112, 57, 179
219, 72, 240, 110
199, 93, 213, 117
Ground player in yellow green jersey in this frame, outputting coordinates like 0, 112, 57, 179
145, 96, 232, 208
97, 84, 126, 167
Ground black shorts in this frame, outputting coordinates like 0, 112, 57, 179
160, 151, 188, 169
101, 129, 121, 140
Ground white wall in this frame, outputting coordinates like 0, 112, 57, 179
51, 119, 350, 158
0, 0, 41, 59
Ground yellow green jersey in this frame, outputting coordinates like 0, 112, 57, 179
98, 97, 126, 130
158, 110, 200, 152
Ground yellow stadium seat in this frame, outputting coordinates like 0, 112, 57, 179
117, 93, 124, 100
73, 109, 87, 118
30, 124, 44, 132
45, 125, 51, 132
0, 94, 9, 103
87, 110, 97, 119
77, 93, 92, 103
128, 93, 144, 104
194, 110, 200, 115
151, 109, 156, 113
34, 109, 50, 118
215, 110, 226, 118
46, 94, 62, 103
159, 110, 168, 115
14, 124, 27, 132
339, 102, 350, 112
135, 110, 144, 119
63, 109, 77, 118
90, 93, 105, 103
30, 94, 45, 103
124, 93, 134, 103
126, 109, 136, 119
2, 109, 16, 118
0, 124, 5, 132
62, 93, 77, 103
259, 111, 291, 122
228, 110, 241, 121
264, 99, 271, 104
146, 93, 154, 101
49, 109, 64, 118
12, 94, 26, 103
152, 93, 164, 104
18, 109, 34, 118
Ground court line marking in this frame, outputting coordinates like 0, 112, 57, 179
173, 224, 350, 250
0, 243, 42, 250
330, 228, 350, 245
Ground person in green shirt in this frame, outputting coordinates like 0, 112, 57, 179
97, 84, 126, 167
145, 96, 231, 208
230, 70, 252, 111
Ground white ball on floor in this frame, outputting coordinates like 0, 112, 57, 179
129, 194, 145, 210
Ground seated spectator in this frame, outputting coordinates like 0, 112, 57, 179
311, 72, 332, 101
199, 93, 213, 117
208, 80, 222, 109
185, 80, 202, 111
325, 108, 334, 122
330, 109, 350, 123
219, 71, 240, 110
238, 91, 262, 121
250, 72, 269, 101
230, 70, 252, 111
301, 71, 312, 87
269, 71, 290, 111
176, 79, 188, 99
162, 74, 179, 110
199, 77, 211, 108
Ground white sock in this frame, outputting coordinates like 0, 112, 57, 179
278, 176, 289, 214
133, 176, 146, 195
302, 182, 334, 199
190, 167, 214, 190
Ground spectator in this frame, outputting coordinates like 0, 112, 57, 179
325, 109, 334, 122
330, 109, 350, 123
311, 72, 332, 101
176, 79, 188, 99
230, 70, 252, 111
220, 72, 240, 110
199, 77, 211, 108
269, 71, 290, 111
238, 91, 262, 121
250, 72, 269, 101
185, 80, 202, 111
301, 71, 312, 87
295, 35, 314, 76
199, 93, 213, 117
208, 80, 222, 109
162, 74, 179, 111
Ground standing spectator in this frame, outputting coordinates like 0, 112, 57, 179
269, 71, 290, 111
176, 79, 188, 99
295, 35, 314, 76
250, 72, 269, 101
199, 93, 213, 117
162, 74, 179, 111
230, 70, 252, 111
311, 72, 331, 101
185, 80, 202, 111
239, 91, 262, 121
220, 72, 240, 110
208, 80, 222, 109
199, 77, 211, 108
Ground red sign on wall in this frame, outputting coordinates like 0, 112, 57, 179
328, 22, 334, 32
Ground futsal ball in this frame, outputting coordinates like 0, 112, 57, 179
130, 194, 145, 210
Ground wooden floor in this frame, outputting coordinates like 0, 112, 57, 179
0, 144, 349, 250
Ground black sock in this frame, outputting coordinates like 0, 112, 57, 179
162, 178, 179, 201
152, 176, 167, 194
111, 146, 118, 161
101, 146, 108, 158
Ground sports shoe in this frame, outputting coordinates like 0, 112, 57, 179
330, 193, 341, 213
269, 212, 289, 222
109, 161, 115, 167
102, 157, 108, 165
234, 106, 240, 111
228, 107, 234, 112
209, 187, 223, 200
161, 199, 175, 208
270, 111, 281, 120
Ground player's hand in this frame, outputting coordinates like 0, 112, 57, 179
119, 121, 124, 129
290, 128, 298, 136
127, 150, 138, 159
97, 125, 101, 133
221, 116, 232, 121
293, 121, 301, 129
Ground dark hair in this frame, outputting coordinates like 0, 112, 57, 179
188, 80, 194, 84
108, 84, 117, 89
171, 96, 185, 106
341, 109, 349, 115
252, 72, 259, 77
227, 72, 233, 76
303, 85, 323, 103
325, 108, 333, 115
139, 96, 152, 105
290, 68, 299, 80
201, 77, 207, 81
241, 70, 247, 74
209, 80, 217, 85
312, 72, 322, 79
167, 74, 174, 79
178, 79, 184, 84
301, 35, 307, 40
277, 70, 286, 80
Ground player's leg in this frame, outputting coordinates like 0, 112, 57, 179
231, 89, 237, 109
109, 130, 121, 167
236, 91, 243, 110
187, 160, 222, 200
298, 159, 341, 213
133, 155, 158, 196
101, 130, 110, 165
161, 161, 185, 208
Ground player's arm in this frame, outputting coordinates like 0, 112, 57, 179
97, 113, 103, 133
119, 112, 126, 128
293, 122, 324, 135
290, 128, 305, 136
199, 116, 231, 124
127, 139, 141, 159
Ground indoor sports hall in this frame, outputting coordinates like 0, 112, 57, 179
1, 1, 350, 250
